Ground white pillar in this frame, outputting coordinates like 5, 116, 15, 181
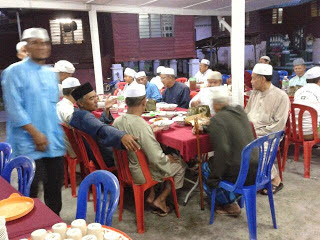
170, 59, 177, 76
89, 9, 103, 94
139, 60, 145, 71
231, 0, 245, 106
188, 59, 200, 78
153, 60, 160, 75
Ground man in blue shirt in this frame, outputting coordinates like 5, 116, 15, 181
1, 28, 65, 215
135, 71, 162, 102
161, 68, 190, 108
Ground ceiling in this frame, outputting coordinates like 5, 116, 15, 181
0, 0, 304, 16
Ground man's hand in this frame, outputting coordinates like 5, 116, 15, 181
191, 99, 201, 107
33, 131, 49, 152
121, 134, 140, 151
104, 94, 117, 110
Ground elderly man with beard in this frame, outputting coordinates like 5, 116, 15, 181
1, 28, 65, 215
135, 71, 162, 102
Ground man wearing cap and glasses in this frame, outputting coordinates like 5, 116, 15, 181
161, 67, 190, 108
69, 82, 140, 168
150, 66, 165, 90
135, 71, 162, 102
293, 66, 320, 140
259, 56, 281, 88
193, 59, 213, 85
1, 28, 65, 215
245, 63, 290, 194
289, 58, 307, 87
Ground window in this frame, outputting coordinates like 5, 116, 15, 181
311, 1, 320, 17
139, 14, 174, 39
245, 12, 250, 26
49, 18, 84, 45
272, 8, 283, 24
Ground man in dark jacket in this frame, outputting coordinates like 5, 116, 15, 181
201, 87, 258, 216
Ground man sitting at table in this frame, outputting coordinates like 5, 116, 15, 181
194, 59, 213, 84
123, 67, 138, 97
294, 66, 320, 140
161, 68, 190, 108
150, 66, 165, 90
113, 84, 186, 216
245, 63, 290, 194
189, 71, 223, 114
69, 82, 139, 167
56, 77, 80, 158
199, 87, 258, 216
289, 58, 307, 87
259, 56, 280, 88
135, 71, 162, 102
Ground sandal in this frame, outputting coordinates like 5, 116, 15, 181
260, 182, 284, 195
151, 206, 171, 217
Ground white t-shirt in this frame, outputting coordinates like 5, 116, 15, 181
294, 83, 320, 135
193, 69, 213, 84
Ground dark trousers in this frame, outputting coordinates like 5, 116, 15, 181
30, 157, 64, 215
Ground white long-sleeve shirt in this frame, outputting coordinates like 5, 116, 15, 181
150, 76, 164, 90
193, 69, 213, 84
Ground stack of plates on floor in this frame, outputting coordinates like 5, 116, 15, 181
0, 216, 8, 240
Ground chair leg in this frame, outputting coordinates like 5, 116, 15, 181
266, 183, 277, 229
282, 138, 290, 171
209, 189, 216, 225
243, 189, 257, 240
276, 150, 283, 181
294, 143, 300, 162
118, 183, 124, 221
238, 196, 244, 209
168, 178, 180, 218
303, 142, 313, 178
64, 157, 69, 189
92, 185, 97, 212
68, 158, 78, 197
133, 186, 145, 234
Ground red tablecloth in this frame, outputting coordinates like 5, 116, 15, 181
0, 177, 63, 240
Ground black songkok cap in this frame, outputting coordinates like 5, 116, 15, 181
71, 82, 94, 101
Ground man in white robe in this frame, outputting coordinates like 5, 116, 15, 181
193, 59, 213, 84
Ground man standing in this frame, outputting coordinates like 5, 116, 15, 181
193, 59, 213, 84
69, 82, 139, 167
201, 87, 258, 216
1, 28, 65, 215
161, 68, 190, 108
53, 60, 75, 97
259, 56, 280, 88
289, 58, 307, 87
150, 66, 165, 90
16, 41, 28, 60
245, 63, 290, 194
135, 71, 162, 102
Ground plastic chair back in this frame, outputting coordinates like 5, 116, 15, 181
61, 124, 82, 162
244, 95, 250, 108
289, 103, 319, 142
190, 91, 198, 99
278, 70, 289, 81
1, 156, 36, 197
117, 82, 126, 90
76, 170, 120, 226
246, 70, 252, 75
176, 77, 187, 83
288, 73, 296, 79
222, 74, 230, 84
0, 142, 12, 175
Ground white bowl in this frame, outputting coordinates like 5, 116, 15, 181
153, 119, 174, 130
149, 117, 169, 123
172, 116, 186, 126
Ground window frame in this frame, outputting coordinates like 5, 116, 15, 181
138, 14, 174, 39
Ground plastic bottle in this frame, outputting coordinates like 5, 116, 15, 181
282, 76, 289, 93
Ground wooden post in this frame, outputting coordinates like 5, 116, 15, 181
195, 118, 204, 210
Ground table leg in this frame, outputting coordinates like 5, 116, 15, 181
183, 177, 199, 206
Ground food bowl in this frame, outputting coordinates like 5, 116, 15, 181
149, 117, 169, 123
156, 103, 178, 111
153, 119, 174, 130
142, 112, 157, 120
172, 116, 186, 126
156, 111, 177, 118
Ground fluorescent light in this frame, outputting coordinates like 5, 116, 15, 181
183, 0, 212, 9
86, 0, 95, 3
140, 0, 158, 6
56, 18, 72, 23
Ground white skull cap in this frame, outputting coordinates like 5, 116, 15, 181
201, 59, 210, 66
124, 68, 136, 78
253, 63, 273, 75
54, 60, 75, 74
22, 28, 50, 41
126, 83, 146, 97
135, 71, 146, 79
62, 77, 81, 89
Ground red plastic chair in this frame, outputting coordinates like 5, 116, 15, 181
113, 82, 127, 96
289, 96, 294, 104
113, 148, 180, 234
282, 103, 320, 178
176, 77, 187, 83
244, 95, 250, 108
190, 91, 198, 99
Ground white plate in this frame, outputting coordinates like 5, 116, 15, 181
149, 117, 169, 123
153, 119, 174, 128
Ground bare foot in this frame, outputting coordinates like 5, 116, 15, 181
146, 189, 155, 205
153, 198, 169, 213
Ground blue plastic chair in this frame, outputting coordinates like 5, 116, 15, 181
76, 170, 120, 226
288, 73, 296, 79
222, 74, 230, 84
246, 70, 252, 75
1, 156, 36, 197
0, 142, 12, 175
209, 130, 284, 240
278, 70, 289, 81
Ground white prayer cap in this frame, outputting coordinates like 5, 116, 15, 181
207, 71, 222, 80
161, 67, 175, 75
260, 56, 271, 62
126, 83, 146, 98
135, 71, 146, 79
253, 63, 273, 76
54, 60, 75, 74
305, 66, 320, 79
157, 66, 165, 74
62, 77, 81, 89
124, 68, 136, 78
201, 59, 210, 66
293, 58, 305, 66
211, 86, 229, 103
22, 28, 50, 41
16, 41, 27, 52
